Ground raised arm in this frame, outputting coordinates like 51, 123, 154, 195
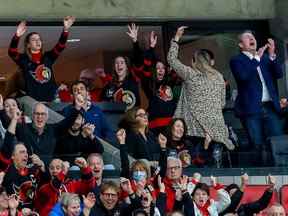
8, 21, 27, 65
167, 26, 194, 81
117, 129, 130, 178
48, 16, 75, 61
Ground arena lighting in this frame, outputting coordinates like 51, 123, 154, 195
67, 38, 81, 42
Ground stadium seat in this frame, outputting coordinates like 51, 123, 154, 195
279, 185, 288, 213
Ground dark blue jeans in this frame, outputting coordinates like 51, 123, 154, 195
240, 102, 284, 165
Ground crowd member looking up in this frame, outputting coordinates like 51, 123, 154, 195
167, 26, 234, 167
2, 99, 83, 165
62, 80, 115, 144
118, 107, 160, 161
230, 30, 283, 166
127, 23, 181, 135
8, 16, 75, 102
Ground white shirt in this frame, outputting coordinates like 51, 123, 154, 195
242, 51, 272, 102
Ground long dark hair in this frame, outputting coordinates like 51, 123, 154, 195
24, 32, 44, 59
112, 56, 131, 84
165, 118, 188, 148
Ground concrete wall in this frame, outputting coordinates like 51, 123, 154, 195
0, 0, 275, 21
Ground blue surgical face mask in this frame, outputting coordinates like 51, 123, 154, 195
132, 171, 147, 182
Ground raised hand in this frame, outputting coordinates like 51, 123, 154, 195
75, 94, 86, 110
158, 133, 167, 149
204, 132, 212, 150
30, 154, 45, 172
16, 21, 27, 37
11, 108, 22, 121
150, 31, 158, 48
63, 16, 75, 31
210, 175, 217, 187
192, 172, 202, 182
82, 123, 95, 139
120, 177, 133, 194
62, 161, 70, 175
158, 175, 165, 193
241, 173, 249, 185
179, 175, 188, 191
267, 38, 276, 56
116, 129, 126, 144
58, 83, 68, 91
174, 26, 188, 42
257, 44, 268, 59
8, 194, 19, 210
126, 23, 139, 43
75, 157, 88, 168
83, 192, 96, 209
0, 94, 3, 110
267, 175, 276, 187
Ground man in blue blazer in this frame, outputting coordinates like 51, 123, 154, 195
230, 30, 283, 166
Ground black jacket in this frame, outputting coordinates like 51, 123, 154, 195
236, 188, 273, 216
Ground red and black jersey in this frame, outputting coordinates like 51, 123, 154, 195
2, 164, 42, 209
132, 42, 182, 130
8, 31, 69, 102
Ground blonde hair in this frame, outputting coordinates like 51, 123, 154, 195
191, 50, 218, 77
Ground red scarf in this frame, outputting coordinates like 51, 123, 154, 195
196, 200, 211, 216
31, 52, 42, 64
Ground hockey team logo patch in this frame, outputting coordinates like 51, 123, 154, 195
32, 64, 51, 83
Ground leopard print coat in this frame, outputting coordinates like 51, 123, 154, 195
167, 40, 234, 150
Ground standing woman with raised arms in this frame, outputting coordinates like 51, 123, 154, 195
8, 16, 75, 102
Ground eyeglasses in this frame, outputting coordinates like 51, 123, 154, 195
33, 112, 47, 116
167, 166, 181, 171
135, 113, 148, 118
101, 192, 118, 199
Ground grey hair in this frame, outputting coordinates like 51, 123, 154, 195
32, 102, 49, 118
60, 193, 80, 209
167, 156, 182, 168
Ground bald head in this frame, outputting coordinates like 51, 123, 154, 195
32, 102, 49, 130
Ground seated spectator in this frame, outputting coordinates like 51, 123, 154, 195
62, 81, 115, 144
118, 107, 160, 161
49, 192, 96, 216
87, 153, 104, 192
127, 23, 182, 135
266, 203, 286, 216
34, 157, 95, 216
175, 176, 231, 216
0, 94, 30, 129
1, 143, 45, 208
55, 113, 104, 161
88, 180, 141, 215
3, 101, 82, 164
